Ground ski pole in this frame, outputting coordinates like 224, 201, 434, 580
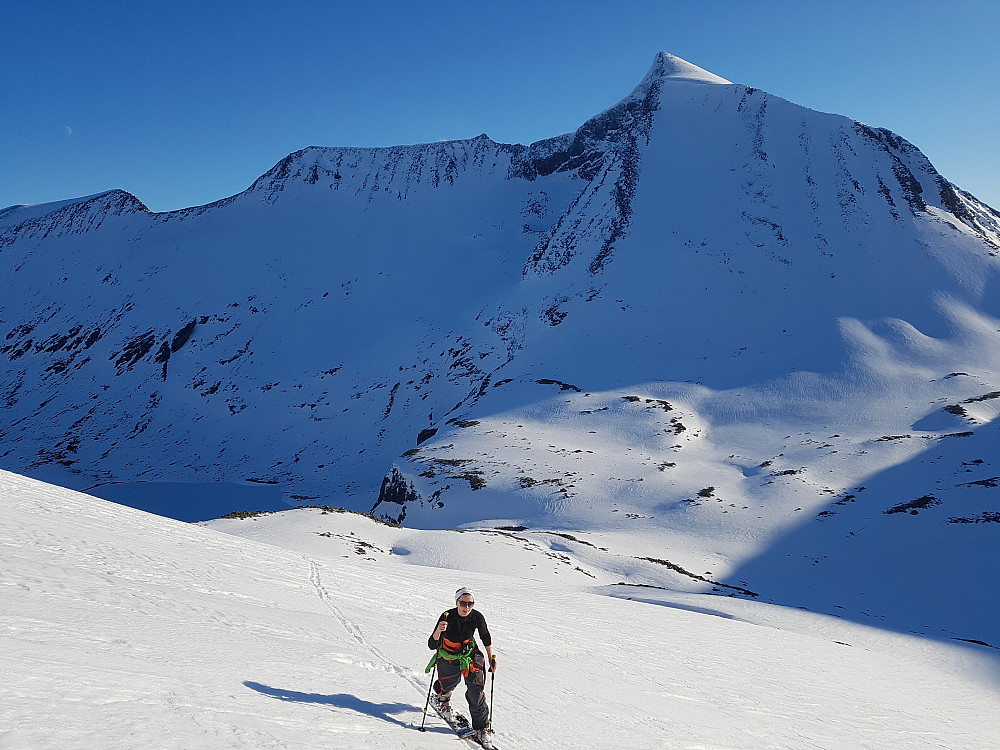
488, 655, 496, 731
419, 663, 437, 732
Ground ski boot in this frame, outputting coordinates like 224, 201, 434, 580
433, 690, 455, 722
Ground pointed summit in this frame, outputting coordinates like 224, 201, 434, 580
642, 52, 732, 85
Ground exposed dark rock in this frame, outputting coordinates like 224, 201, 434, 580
885, 494, 940, 515
370, 467, 420, 524
638, 556, 758, 597
537, 378, 582, 392
948, 512, 1000, 524
171, 319, 197, 352
112, 330, 157, 373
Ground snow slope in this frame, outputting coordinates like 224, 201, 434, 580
3, 470, 998, 750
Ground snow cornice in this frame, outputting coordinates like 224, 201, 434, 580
642, 52, 732, 86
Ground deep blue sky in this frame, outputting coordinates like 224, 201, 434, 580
2, 0, 998, 213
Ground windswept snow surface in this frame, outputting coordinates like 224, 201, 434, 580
3, 471, 998, 750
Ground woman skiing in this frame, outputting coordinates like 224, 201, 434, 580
427, 587, 496, 748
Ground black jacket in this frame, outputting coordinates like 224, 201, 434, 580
428, 608, 492, 652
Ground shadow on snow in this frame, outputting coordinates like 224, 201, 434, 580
242, 680, 439, 731
723, 415, 1000, 658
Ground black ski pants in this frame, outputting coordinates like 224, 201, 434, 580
434, 650, 489, 729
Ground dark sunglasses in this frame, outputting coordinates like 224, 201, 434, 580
457, 600, 475, 607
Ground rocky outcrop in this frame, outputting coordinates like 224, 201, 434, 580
370, 467, 421, 524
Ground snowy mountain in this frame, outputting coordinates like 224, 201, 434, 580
3, 470, 998, 749
2, 53, 1000, 646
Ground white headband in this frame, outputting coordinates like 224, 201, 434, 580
455, 587, 474, 602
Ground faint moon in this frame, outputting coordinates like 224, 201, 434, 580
64, 126, 72, 136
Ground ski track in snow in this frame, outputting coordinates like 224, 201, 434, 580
307, 557, 427, 696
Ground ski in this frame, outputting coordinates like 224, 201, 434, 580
455, 722, 498, 748
427, 695, 498, 748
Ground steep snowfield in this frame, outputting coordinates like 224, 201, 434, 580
4, 471, 998, 750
